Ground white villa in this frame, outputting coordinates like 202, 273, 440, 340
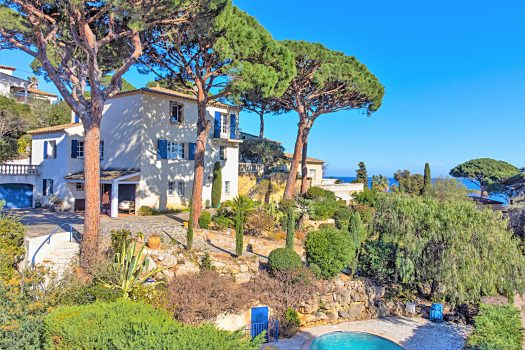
0, 86, 241, 217
0, 65, 58, 104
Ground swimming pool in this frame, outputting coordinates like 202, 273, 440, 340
309, 331, 404, 350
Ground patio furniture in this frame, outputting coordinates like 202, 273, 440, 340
118, 200, 135, 214
429, 303, 444, 322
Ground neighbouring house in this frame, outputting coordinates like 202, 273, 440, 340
319, 178, 364, 204
283, 153, 325, 187
0, 86, 241, 216
501, 168, 525, 205
0, 65, 58, 104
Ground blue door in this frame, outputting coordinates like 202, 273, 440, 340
250, 306, 269, 340
0, 184, 33, 209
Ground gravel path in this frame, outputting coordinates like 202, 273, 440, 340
264, 317, 471, 350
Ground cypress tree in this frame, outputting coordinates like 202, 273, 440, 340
423, 162, 432, 195
349, 211, 366, 273
285, 206, 295, 249
187, 200, 194, 250
211, 162, 222, 208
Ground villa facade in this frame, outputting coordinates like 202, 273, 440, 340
0, 87, 241, 216
0, 65, 58, 104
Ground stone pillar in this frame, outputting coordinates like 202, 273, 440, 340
111, 181, 119, 218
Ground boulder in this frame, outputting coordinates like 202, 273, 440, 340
175, 261, 199, 276
235, 272, 252, 284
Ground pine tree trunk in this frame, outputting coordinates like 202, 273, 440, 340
259, 112, 265, 138
80, 110, 101, 270
283, 119, 306, 200
190, 100, 211, 227
300, 128, 311, 195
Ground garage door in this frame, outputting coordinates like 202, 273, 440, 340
0, 183, 33, 209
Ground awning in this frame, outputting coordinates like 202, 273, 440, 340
64, 169, 140, 182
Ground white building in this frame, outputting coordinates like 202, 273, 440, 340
0, 64, 58, 104
0, 86, 241, 217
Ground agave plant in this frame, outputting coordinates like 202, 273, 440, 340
110, 241, 163, 298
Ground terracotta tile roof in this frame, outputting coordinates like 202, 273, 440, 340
114, 87, 242, 111
27, 88, 57, 97
27, 123, 81, 135
64, 169, 140, 181
0, 65, 16, 71
284, 153, 325, 164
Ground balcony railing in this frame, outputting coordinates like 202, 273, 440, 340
0, 164, 39, 175
239, 163, 265, 174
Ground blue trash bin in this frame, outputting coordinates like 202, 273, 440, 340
429, 303, 443, 322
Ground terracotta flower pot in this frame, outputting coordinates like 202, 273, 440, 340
147, 236, 161, 250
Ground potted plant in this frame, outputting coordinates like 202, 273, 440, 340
147, 234, 161, 250
49, 194, 63, 212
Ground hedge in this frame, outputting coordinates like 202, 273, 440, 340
45, 299, 263, 350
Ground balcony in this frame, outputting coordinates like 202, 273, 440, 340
239, 163, 288, 175
0, 164, 39, 176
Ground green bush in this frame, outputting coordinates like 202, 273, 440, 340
353, 189, 379, 207
212, 215, 233, 230
138, 206, 158, 216
467, 304, 523, 350
45, 299, 263, 350
281, 307, 301, 338
307, 187, 340, 220
110, 229, 133, 254
334, 207, 352, 231
0, 205, 25, 280
198, 211, 212, 229
0, 271, 48, 350
305, 227, 356, 279
268, 248, 302, 273
358, 240, 396, 284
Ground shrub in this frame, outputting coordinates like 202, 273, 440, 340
164, 270, 253, 325
138, 205, 158, 216
0, 206, 25, 280
45, 299, 263, 350
358, 240, 396, 284
372, 194, 525, 304
212, 215, 233, 230
268, 248, 302, 273
306, 186, 334, 200
0, 270, 48, 349
251, 269, 320, 329
305, 227, 356, 279
334, 207, 352, 231
467, 304, 523, 350
211, 162, 222, 208
110, 229, 133, 254
198, 211, 212, 229
353, 189, 379, 207
245, 208, 275, 236
281, 307, 301, 338
200, 253, 214, 270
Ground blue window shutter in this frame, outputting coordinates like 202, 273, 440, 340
157, 139, 168, 160
230, 114, 237, 139
188, 143, 196, 160
214, 111, 221, 138
74, 114, 80, 123
71, 140, 78, 158
43, 141, 48, 159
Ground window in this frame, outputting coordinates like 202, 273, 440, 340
168, 181, 174, 196
44, 140, 56, 159
43, 179, 53, 196
100, 141, 104, 160
176, 181, 185, 196
170, 102, 183, 124
219, 146, 226, 160
167, 142, 185, 160
224, 181, 230, 195
76, 141, 84, 158
221, 113, 228, 134
75, 183, 84, 192
309, 169, 316, 178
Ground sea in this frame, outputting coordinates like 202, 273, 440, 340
329, 177, 507, 203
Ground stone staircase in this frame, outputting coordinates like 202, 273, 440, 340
22, 225, 80, 280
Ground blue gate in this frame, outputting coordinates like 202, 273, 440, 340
0, 183, 33, 208
246, 306, 279, 343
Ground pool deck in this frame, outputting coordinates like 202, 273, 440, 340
263, 316, 471, 350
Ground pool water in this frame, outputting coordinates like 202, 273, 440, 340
309, 332, 404, 350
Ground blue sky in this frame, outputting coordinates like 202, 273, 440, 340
1, 0, 524, 176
